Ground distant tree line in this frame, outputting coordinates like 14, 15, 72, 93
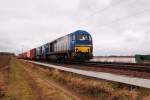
0, 52, 15, 56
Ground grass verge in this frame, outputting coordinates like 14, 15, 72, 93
6, 58, 78, 100
6, 58, 36, 100
22, 61, 150, 100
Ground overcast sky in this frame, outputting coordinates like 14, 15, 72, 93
0, 0, 150, 56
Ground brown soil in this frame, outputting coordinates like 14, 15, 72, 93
0, 55, 10, 68
0, 55, 10, 99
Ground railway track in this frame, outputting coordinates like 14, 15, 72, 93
35, 60, 150, 80
69, 61, 150, 72
34, 60, 150, 72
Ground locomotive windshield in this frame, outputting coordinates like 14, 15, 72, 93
76, 34, 92, 41
75, 34, 92, 45
76, 34, 89, 41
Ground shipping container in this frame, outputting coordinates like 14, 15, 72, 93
29, 48, 36, 60
135, 55, 150, 63
23, 52, 27, 59
27, 51, 30, 58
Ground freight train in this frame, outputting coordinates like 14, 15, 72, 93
18, 30, 93, 62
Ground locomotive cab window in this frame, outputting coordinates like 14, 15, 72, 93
77, 34, 89, 41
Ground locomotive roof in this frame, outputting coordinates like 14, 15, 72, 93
49, 30, 90, 43
36, 30, 91, 48
72, 30, 90, 35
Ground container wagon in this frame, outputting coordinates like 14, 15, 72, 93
23, 52, 27, 59
29, 48, 36, 60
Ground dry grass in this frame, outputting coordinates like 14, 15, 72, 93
6, 58, 36, 100
15, 60, 150, 100
6, 58, 77, 100
20, 63, 76, 100
23, 62, 149, 100
47, 69, 140, 100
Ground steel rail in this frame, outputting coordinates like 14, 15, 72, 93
72, 61, 150, 72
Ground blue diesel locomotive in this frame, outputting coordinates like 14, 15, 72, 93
36, 30, 93, 62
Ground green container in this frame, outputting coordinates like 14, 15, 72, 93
135, 55, 150, 63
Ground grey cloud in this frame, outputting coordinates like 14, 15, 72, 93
0, 0, 150, 56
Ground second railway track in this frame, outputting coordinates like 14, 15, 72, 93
68, 61, 150, 72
